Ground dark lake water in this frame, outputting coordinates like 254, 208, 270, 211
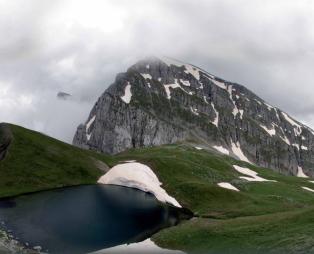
0, 185, 183, 254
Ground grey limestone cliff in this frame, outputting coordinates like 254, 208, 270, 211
73, 57, 314, 177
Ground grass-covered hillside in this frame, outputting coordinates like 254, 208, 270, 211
2, 123, 314, 253
0, 123, 116, 197
114, 145, 314, 254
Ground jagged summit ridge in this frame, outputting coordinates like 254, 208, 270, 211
73, 56, 314, 177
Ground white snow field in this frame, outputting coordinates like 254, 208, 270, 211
97, 162, 181, 208
92, 239, 185, 254
233, 165, 276, 182
217, 182, 239, 192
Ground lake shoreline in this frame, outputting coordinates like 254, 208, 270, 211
0, 184, 192, 254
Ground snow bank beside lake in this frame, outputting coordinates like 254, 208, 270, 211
97, 162, 181, 208
92, 238, 185, 254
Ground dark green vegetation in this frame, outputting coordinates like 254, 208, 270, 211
1, 123, 314, 253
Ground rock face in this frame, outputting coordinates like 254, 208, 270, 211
73, 57, 314, 177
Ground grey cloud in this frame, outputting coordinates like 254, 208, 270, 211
1, 0, 314, 142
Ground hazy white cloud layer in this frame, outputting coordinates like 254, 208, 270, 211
1, 0, 314, 142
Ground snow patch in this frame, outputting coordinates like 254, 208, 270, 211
233, 165, 276, 182
146, 64, 150, 69
93, 238, 185, 254
260, 124, 276, 136
164, 79, 191, 99
180, 79, 190, 87
282, 112, 302, 128
121, 82, 132, 104
292, 144, 299, 150
203, 96, 209, 104
86, 115, 96, 132
141, 73, 152, 80
254, 99, 262, 105
194, 146, 203, 150
274, 108, 280, 121
239, 109, 244, 120
213, 146, 230, 155
211, 103, 219, 127
217, 182, 239, 192
198, 82, 204, 89
227, 85, 242, 119
158, 77, 162, 82
86, 115, 96, 141
97, 162, 181, 207
231, 141, 252, 164
164, 80, 181, 99
297, 166, 309, 178
264, 102, 275, 111
280, 135, 291, 145
207, 77, 227, 90
190, 107, 199, 116
301, 145, 308, 151
160, 57, 204, 81
184, 65, 200, 80
282, 112, 302, 136
302, 187, 314, 193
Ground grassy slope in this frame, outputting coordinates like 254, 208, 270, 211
0, 124, 116, 197
115, 145, 314, 218
113, 145, 314, 254
2, 124, 314, 253
153, 208, 314, 254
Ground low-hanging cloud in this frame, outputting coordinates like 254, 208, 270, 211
1, 0, 314, 143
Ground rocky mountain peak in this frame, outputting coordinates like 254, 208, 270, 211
73, 56, 314, 177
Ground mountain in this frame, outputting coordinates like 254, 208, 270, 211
73, 56, 314, 177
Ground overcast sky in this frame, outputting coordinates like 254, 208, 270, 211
1, 0, 314, 143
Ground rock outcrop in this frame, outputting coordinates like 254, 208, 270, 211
73, 57, 314, 177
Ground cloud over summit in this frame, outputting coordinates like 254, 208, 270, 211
1, 0, 314, 142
